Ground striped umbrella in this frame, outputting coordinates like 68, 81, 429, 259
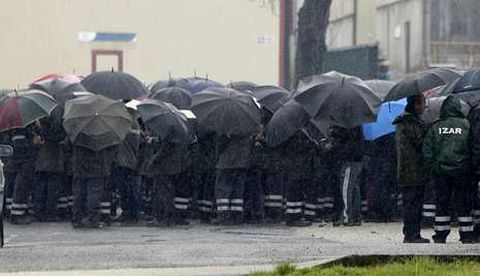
0, 90, 57, 132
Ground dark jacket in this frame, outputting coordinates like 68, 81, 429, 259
194, 133, 216, 174
35, 109, 66, 172
329, 126, 365, 164
423, 96, 471, 176
10, 126, 38, 169
393, 112, 428, 186
72, 145, 116, 178
115, 122, 141, 171
215, 135, 253, 170
469, 105, 480, 176
279, 131, 315, 180
148, 142, 189, 175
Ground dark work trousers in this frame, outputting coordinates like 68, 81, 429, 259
113, 167, 140, 220
100, 176, 114, 223
57, 174, 73, 220
473, 181, 480, 238
340, 161, 363, 223
402, 185, 425, 239
422, 180, 436, 226
263, 172, 284, 220
152, 174, 176, 225
141, 176, 153, 217
72, 176, 104, 225
433, 174, 474, 241
370, 158, 397, 221
33, 171, 62, 220
197, 172, 215, 220
175, 172, 194, 221
215, 169, 247, 221
4, 171, 15, 218
323, 171, 337, 221
11, 162, 35, 220
304, 179, 320, 222
284, 178, 305, 222
244, 168, 264, 222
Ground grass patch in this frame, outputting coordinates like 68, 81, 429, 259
252, 257, 480, 276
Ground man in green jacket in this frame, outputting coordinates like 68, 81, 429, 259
393, 94, 429, 243
423, 96, 475, 243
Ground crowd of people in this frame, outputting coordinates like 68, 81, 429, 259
1, 70, 480, 247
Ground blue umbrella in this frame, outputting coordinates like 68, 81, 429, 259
363, 98, 406, 141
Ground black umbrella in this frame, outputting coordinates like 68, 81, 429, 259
364, 80, 395, 101
294, 71, 381, 128
137, 99, 191, 144
252, 85, 290, 113
439, 68, 480, 104
149, 79, 177, 93
191, 87, 261, 136
81, 71, 148, 100
63, 94, 133, 151
422, 96, 470, 125
150, 87, 192, 109
227, 81, 257, 92
384, 68, 461, 102
264, 100, 310, 147
30, 79, 86, 101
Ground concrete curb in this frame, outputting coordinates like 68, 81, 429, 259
0, 256, 347, 276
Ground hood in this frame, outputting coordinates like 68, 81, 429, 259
440, 96, 464, 119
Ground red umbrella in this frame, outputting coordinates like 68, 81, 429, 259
30, 73, 83, 86
0, 90, 57, 132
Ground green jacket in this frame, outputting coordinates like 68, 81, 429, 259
423, 96, 471, 176
393, 112, 428, 187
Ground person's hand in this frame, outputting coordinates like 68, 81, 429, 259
147, 137, 155, 144
323, 141, 333, 151
33, 135, 44, 145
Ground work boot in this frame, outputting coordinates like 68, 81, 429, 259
286, 220, 312, 227
404, 236, 431, 243
11, 216, 33, 225
431, 234, 446, 244
212, 212, 232, 226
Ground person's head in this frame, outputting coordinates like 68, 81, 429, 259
405, 94, 426, 115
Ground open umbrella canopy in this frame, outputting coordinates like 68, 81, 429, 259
294, 71, 381, 128
363, 99, 406, 141
384, 68, 461, 102
149, 79, 177, 93
439, 68, 480, 104
30, 78, 87, 101
30, 73, 82, 85
176, 77, 224, 94
227, 81, 257, 92
252, 85, 290, 113
81, 71, 148, 100
0, 90, 57, 132
138, 99, 191, 144
364, 79, 395, 101
422, 96, 470, 125
191, 87, 261, 136
63, 94, 133, 151
150, 87, 192, 109
264, 100, 310, 147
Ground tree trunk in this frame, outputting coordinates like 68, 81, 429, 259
294, 0, 332, 86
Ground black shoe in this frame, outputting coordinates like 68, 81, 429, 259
461, 239, 476, 244
81, 218, 103, 229
175, 219, 190, 226
286, 220, 312, 227
404, 237, 431, 243
11, 216, 33, 225
344, 221, 362, 226
72, 221, 84, 229
432, 234, 446, 244
332, 220, 343, 227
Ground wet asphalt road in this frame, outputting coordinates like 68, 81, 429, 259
0, 221, 478, 273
